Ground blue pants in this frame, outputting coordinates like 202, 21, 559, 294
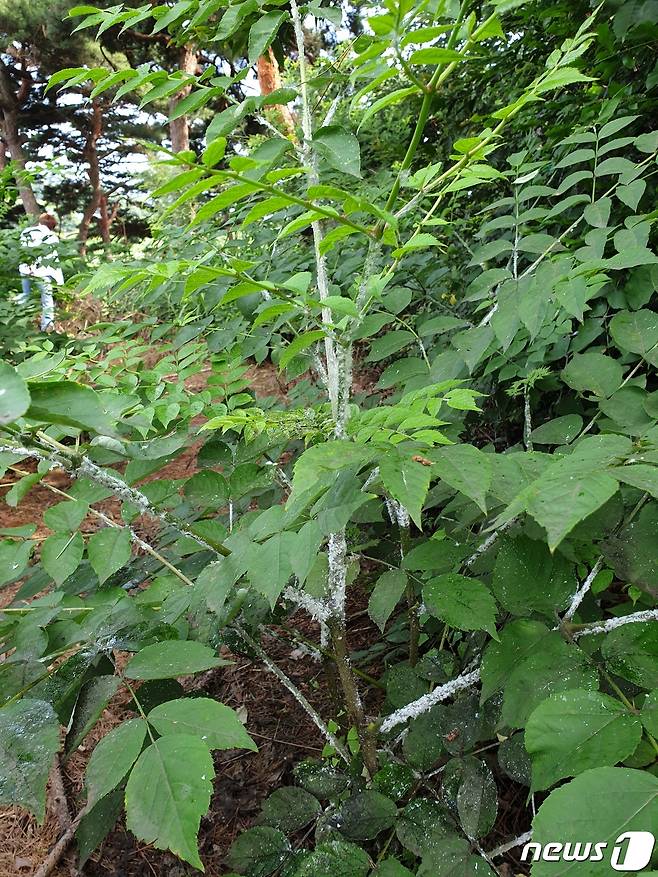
18, 277, 55, 331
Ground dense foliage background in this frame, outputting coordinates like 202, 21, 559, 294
1, 0, 658, 874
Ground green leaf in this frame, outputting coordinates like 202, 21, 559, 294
125, 641, 226, 680
183, 470, 229, 508
259, 786, 322, 832
492, 535, 576, 617
322, 295, 359, 317
430, 445, 492, 513
610, 308, 658, 363
456, 758, 498, 839
601, 622, 658, 689
201, 137, 226, 168
337, 790, 398, 840
530, 414, 583, 445
368, 569, 407, 633
40, 531, 84, 585
148, 697, 257, 751
417, 835, 495, 877
380, 452, 431, 529
0, 360, 30, 425
227, 826, 291, 875
0, 538, 33, 586
480, 619, 552, 702
525, 689, 642, 791
357, 87, 419, 130
409, 47, 466, 64
313, 125, 361, 177
641, 690, 658, 737
86, 718, 147, 804
66, 675, 121, 755
0, 699, 59, 822
532, 768, 658, 876
423, 574, 498, 638
602, 503, 658, 592
616, 179, 645, 210
500, 632, 598, 728
366, 330, 415, 362
583, 197, 611, 228
614, 464, 658, 499
391, 233, 440, 258
125, 735, 214, 870
247, 531, 297, 608
76, 789, 123, 866
87, 528, 132, 585
525, 469, 619, 551
376, 860, 415, 877
248, 11, 287, 62
561, 352, 623, 398
279, 330, 326, 370
43, 500, 89, 533
27, 381, 117, 435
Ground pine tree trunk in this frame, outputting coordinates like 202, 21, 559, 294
0, 61, 39, 217
257, 47, 296, 139
169, 45, 198, 152
78, 100, 104, 255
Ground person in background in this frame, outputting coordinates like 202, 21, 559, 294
18, 213, 63, 331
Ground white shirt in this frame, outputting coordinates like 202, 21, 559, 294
19, 224, 64, 285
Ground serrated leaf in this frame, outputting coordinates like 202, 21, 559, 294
0, 699, 59, 822
337, 791, 398, 840
227, 826, 291, 875
525, 469, 619, 551
248, 11, 287, 62
125, 735, 214, 870
601, 622, 658, 689
125, 641, 226, 680
313, 125, 361, 177
532, 768, 658, 876
423, 573, 498, 639
525, 689, 642, 791
259, 786, 321, 832
561, 352, 624, 398
456, 758, 498, 839
66, 675, 121, 755
430, 444, 492, 512
76, 788, 123, 866
492, 535, 576, 617
368, 569, 407, 633
380, 452, 431, 529
0, 360, 30, 425
27, 381, 117, 435
148, 697, 257, 751
610, 309, 658, 363
87, 528, 131, 585
40, 531, 84, 585
498, 631, 598, 728
43, 500, 88, 533
279, 330, 326, 370
86, 718, 147, 804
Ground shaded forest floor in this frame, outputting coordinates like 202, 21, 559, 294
0, 350, 384, 876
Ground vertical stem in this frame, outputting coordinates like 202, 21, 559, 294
523, 385, 533, 451
290, 0, 376, 774
329, 619, 379, 776
400, 523, 419, 666
290, 0, 339, 419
